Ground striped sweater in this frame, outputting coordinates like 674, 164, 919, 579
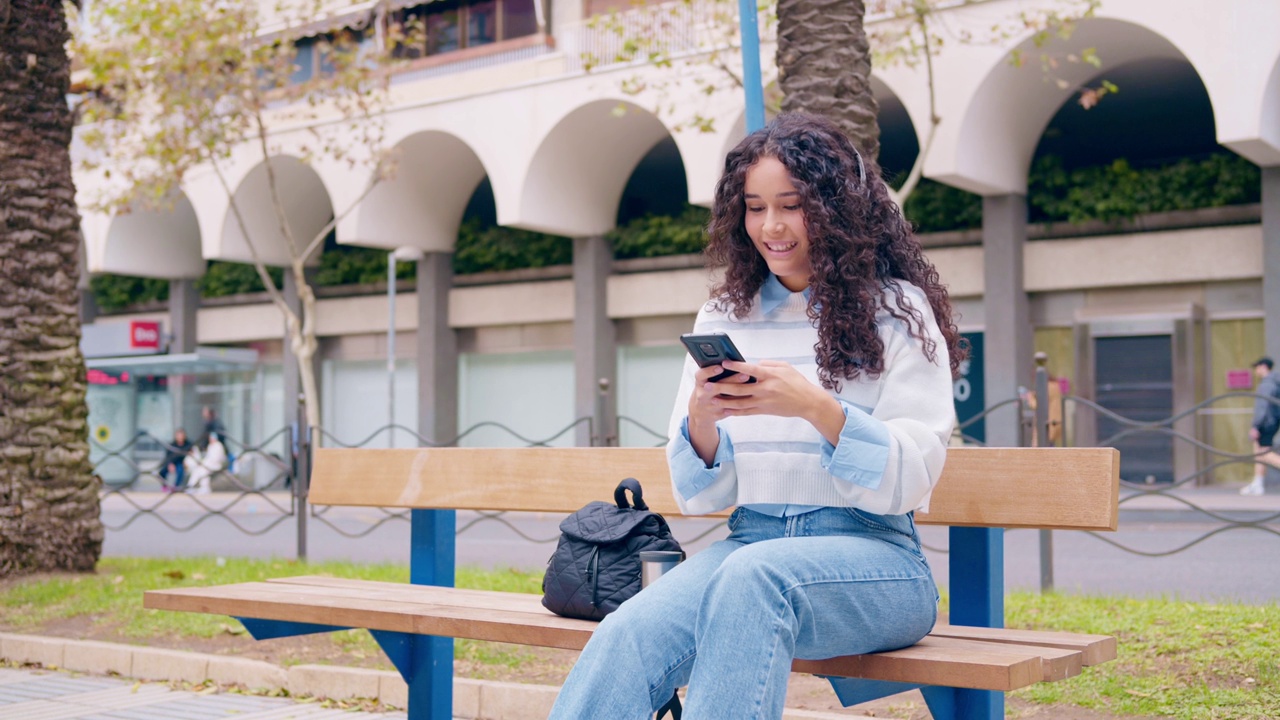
666, 278, 955, 516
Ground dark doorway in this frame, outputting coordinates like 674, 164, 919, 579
1094, 335, 1175, 484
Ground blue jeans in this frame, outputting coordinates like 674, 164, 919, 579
548, 506, 938, 719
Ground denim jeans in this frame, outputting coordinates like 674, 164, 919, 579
547, 506, 938, 719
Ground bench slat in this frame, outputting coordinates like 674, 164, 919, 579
271, 577, 1110, 667
145, 582, 598, 649
309, 446, 1119, 531
144, 577, 1087, 692
929, 624, 1116, 666
279, 577, 1108, 668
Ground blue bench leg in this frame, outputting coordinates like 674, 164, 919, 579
409, 635, 454, 720
921, 686, 1003, 720
407, 509, 457, 720
943, 525, 1005, 720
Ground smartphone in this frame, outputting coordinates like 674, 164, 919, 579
680, 332, 756, 384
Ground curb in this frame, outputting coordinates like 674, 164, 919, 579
0, 632, 873, 719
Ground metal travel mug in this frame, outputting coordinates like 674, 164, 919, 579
640, 550, 684, 589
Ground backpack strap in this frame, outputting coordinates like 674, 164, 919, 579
614, 477, 649, 511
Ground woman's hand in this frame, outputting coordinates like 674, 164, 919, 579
685, 363, 755, 465
709, 360, 847, 446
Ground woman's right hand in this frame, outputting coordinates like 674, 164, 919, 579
686, 365, 754, 464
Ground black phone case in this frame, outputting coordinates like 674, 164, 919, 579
680, 333, 756, 383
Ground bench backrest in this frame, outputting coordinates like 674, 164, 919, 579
309, 446, 1119, 531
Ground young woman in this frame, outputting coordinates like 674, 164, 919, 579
548, 111, 966, 719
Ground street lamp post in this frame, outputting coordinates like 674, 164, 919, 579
388, 246, 424, 448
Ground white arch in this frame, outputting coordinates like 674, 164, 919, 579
100, 192, 205, 279
937, 17, 1186, 195
220, 156, 335, 267
347, 131, 490, 253
512, 99, 673, 236
1227, 50, 1280, 166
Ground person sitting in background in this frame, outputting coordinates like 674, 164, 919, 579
158, 428, 193, 492
200, 405, 235, 471
184, 432, 228, 496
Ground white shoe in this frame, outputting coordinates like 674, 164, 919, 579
1240, 479, 1265, 496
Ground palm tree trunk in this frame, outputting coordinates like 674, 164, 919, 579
776, 0, 879, 158
0, 0, 104, 576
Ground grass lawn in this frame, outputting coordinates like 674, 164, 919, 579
0, 556, 1276, 719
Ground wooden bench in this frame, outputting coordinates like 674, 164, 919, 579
144, 446, 1120, 720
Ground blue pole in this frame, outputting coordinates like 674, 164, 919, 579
737, 0, 766, 132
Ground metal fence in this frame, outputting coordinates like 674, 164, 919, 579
91, 358, 1280, 589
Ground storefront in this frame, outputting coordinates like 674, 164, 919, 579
82, 320, 259, 485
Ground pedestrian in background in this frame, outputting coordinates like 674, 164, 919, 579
1243, 357, 1280, 496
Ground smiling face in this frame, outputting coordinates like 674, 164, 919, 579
743, 155, 811, 292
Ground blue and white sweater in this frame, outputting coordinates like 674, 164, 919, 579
666, 275, 955, 516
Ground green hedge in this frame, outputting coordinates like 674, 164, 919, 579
89, 275, 170, 313
90, 152, 1262, 312
609, 204, 710, 260
1028, 153, 1260, 224
902, 180, 984, 233
199, 261, 285, 298
452, 216, 572, 274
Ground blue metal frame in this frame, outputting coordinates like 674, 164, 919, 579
236, 510, 457, 719
406, 508, 457, 720
237, 618, 348, 640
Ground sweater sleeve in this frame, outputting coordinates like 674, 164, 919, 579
665, 306, 740, 515
828, 289, 955, 515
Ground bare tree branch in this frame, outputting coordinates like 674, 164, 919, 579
211, 160, 296, 324
299, 172, 383, 266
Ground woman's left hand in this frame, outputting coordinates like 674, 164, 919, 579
714, 360, 847, 444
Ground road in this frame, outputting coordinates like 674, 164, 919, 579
75, 489, 1279, 720
99, 491, 1280, 604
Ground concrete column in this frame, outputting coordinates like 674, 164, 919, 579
168, 278, 201, 434
573, 236, 617, 447
168, 278, 199, 354
416, 252, 458, 447
982, 195, 1033, 447
1264, 167, 1280, 362
78, 289, 98, 326
283, 269, 321, 433
77, 243, 97, 325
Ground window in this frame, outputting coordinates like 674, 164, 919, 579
291, 38, 316, 84
393, 0, 539, 58
468, 0, 497, 47
502, 0, 538, 39
426, 8, 461, 55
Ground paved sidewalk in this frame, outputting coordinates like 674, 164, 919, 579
0, 666, 411, 720
0, 634, 874, 720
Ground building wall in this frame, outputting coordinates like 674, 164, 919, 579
76, 0, 1280, 467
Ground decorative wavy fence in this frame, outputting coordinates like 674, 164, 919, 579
92, 357, 1280, 589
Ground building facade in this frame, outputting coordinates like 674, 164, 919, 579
75, 0, 1280, 486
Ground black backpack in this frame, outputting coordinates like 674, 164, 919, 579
541, 478, 683, 622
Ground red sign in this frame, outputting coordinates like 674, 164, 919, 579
87, 369, 130, 385
129, 321, 161, 350
1225, 369, 1254, 390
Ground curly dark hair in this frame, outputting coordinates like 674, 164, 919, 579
706, 112, 967, 388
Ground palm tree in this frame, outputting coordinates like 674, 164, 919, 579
0, 0, 104, 576
776, 0, 879, 157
